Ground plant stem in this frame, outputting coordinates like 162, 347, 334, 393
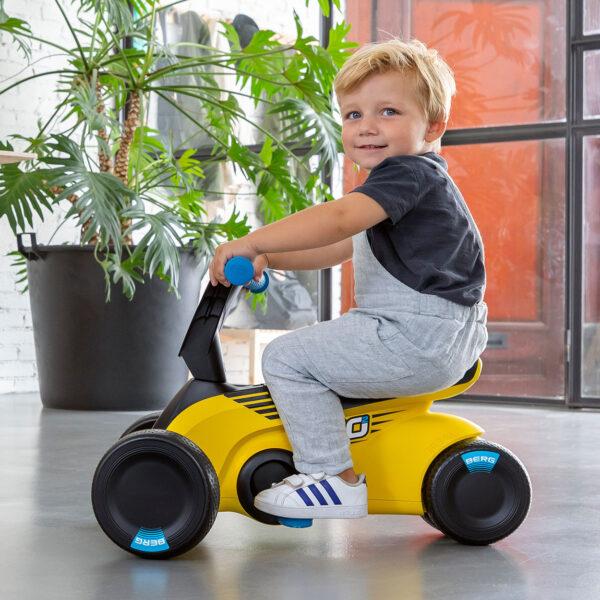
114, 91, 141, 243
53, 0, 89, 72
95, 78, 113, 174
114, 91, 141, 184
0, 70, 80, 96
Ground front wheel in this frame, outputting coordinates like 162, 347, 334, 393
421, 513, 439, 530
423, 439, 531, 545
92, 429, 219, 559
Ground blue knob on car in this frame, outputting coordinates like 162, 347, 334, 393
224, 256, 269, 293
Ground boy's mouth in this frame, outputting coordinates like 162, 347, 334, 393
357, 144, 387, 150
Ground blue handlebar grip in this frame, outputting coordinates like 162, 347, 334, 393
245, 271, 269, 293
224, 256, 269, 293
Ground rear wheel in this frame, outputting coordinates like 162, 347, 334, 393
423, 439, 531, 545
237, 449, 297, 525
119, 411, 162, 438
92, 429, 219, 559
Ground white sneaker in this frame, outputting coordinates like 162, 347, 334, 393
254, 472, 368, 519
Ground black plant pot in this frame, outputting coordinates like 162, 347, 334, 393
19, 236, 204, 410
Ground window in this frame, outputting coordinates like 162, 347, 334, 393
584, 50, 600, 120
136, 1, 324, 383
582, 136, 600, 397
584, 0, 600, 35
342, 0, 570, 401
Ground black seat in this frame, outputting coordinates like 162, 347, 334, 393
453, 361, 479, 386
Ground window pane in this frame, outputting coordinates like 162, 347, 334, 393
441, 139, 566, 399
143, 1, 322, 384
148, 0, 320, 149
368, 0, 567, 128
584, 0, 600, 35
584, 51, 600, 120
213, 160, 319, 384
583, 136, 600, 397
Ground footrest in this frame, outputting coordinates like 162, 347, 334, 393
278, 517, 313, 528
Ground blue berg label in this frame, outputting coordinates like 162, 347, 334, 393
461, 451, 500, 473
131, 527, 170, 552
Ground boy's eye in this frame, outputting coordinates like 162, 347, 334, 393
345, 111, 361, 120
382, 108, 398, 116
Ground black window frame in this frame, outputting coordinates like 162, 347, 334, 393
567, 0, 600, 407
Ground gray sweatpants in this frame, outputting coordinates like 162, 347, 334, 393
261, 231, 488, 475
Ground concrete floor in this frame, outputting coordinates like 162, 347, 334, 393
1, 393, 599, 600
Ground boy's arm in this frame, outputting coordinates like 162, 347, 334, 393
246, 192, 387, 255
209, 192, 387, 286
264, 238, 353, 271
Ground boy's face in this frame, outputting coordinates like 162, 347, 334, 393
339, 70, 444, 171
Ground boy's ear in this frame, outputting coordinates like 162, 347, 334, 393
425, 120, 447, 143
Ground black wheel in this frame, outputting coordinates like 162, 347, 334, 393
423, 439, 531, 545
92, 429, 219, 559
119, 411, 163, 438
237, 449, 297, 525
421, 513, 439, 530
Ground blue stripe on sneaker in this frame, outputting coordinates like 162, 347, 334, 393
319, 480, 342, 505
308, 484, 328, 506
296, 488, 314, 506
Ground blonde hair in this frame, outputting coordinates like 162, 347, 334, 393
334, 39, 456, 127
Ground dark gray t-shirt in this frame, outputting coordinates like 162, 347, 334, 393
353, 152, 485, 307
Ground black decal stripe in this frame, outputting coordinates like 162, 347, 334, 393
255, 407, 279, 415
233, 393, 272, 404
371, 410, 402, 418
265, 414, 281, 420
371, 419, 393, 426
245, 400, 275, 409
236, 394, 271, 403
370, 428, 380, 432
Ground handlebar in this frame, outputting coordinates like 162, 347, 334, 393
224, 256, 269, 293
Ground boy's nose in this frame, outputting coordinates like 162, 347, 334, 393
357, 116, 378, 135
358, 125, 378, 136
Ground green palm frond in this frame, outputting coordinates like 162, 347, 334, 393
41, 135, 135, 245
122, 207, 182, 289
0, 1, 31, 59
0, 142, 55, 232
325, 21, 356, 69
7, 250, 29, 293
181, 207, 251, 256
67, 72, 119, 143
0, 0, 354, 300
76, 0, 156, 35
304, 0, 341, 18
269, 96, 342, 170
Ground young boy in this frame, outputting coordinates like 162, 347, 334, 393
208, 39, 488, 520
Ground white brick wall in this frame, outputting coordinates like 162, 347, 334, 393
0, 0, 81, 395
0, 1, 327, 396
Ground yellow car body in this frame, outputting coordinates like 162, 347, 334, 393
167, 360, 484, 517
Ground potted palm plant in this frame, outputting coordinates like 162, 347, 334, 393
0, 0, 352, 409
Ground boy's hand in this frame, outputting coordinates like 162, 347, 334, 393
208, 238, 258, 287
252, 253, 269, 282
